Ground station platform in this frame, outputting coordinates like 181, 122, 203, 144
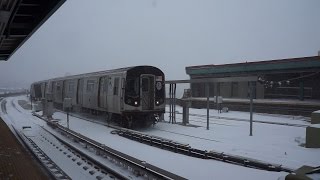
178, 98, 320, 117
0, 117, 48, 179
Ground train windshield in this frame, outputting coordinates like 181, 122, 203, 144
125, 77, 139, 97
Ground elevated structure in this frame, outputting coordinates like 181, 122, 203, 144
186, 56, 320, 100
0, 0, 66, 61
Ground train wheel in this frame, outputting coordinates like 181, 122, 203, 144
127, 120, 133, 129
127, 117, 133, 129
144, 115, 156, 127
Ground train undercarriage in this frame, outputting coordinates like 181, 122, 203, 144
52, 102, 162, 128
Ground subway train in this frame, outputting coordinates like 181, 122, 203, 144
30, 66, 166, 127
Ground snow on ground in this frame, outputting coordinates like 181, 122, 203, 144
140, 106, 320, 170
2, 96, 320, 179
0, 97, 98, 180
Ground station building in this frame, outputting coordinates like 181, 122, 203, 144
186, 55, 320, 101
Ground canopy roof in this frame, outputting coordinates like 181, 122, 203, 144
0, 0, 66, 61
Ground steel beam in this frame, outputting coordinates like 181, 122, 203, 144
165, 76, 258, 84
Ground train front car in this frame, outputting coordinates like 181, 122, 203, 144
123, 66, 165, 127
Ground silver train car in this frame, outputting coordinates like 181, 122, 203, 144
30, 66, 166, 127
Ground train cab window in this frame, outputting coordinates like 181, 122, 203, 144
113, 78, 119, 95
142, 78, 149, 92
86, 80, 95, 93
125, 78, 139, 97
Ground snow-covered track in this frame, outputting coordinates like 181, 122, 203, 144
54, 109, 294, 173
1, 99, 7, 114
33, 113, 186, 180
113, 129, 294, 173
178, 112, 309, 128
12, 126, 70, 180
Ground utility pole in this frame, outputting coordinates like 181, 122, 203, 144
249, 82, 253, 136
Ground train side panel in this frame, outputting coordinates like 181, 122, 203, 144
97, 76, 108, 110
53, 80, 64, 104
82, 77, 99, 109
64, 79, 77, 105
106, 74, 123, 114
76, 78, 84, 106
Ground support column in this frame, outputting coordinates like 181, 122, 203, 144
249, 81, 253, 136
169, 83, 177, 124
299, 81, 304, 101
216, 82, 220, 111
182, 100, 190, 125
173, 83, 176, 123
206, 83, 210, 130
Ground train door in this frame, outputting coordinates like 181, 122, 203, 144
140, 75, 155, 110
62, 80, 66, 100
104, 77, 109, 108
57, 81, 63, 103
44, 82, 47, 98
40, 83, 45, 98
77, 79, 83, 105
120, 78, 125, 111
98, 77, 106, 108
34, 84, 42, 100
113, 77, 120, 112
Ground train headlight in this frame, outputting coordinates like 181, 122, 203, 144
156, 101, 159, 105
134, 101, 138, 105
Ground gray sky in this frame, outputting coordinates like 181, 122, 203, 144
1, 0, 320, 89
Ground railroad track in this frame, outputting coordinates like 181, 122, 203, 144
113, 128, 293, 173
171, 111, 309, 128
11, 99, 21, 113
190, 100, 317, 117
150, 127, 221, 142
12, 126, 71, 180
1, 99, 7, 114
33, 113, 186, 180
52, 110, 294, 173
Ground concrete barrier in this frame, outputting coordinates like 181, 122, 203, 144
306, 124, 320, 148
311, 110, 320, 124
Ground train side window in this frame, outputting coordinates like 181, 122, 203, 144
68, 82, 74, 93
57, 84, 61, 91
114, 78, 119, 95
86, 80, 95, 93
103, 78, 108, 92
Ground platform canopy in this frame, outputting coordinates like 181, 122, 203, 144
0, 0, 66, 61
186, 56, 320, 77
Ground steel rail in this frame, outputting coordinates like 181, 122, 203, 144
175, 112, 309, 128
114, 129, 294, 173
33, 113, 186, 180
40, 126, 130, 180
12, 126, 70, 180
53, 110, 294, 173
0, 99, 7, 114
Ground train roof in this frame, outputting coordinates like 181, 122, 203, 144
31, 65, 163, 85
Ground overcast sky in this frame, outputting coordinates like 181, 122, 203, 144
1, 0, 320, 89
